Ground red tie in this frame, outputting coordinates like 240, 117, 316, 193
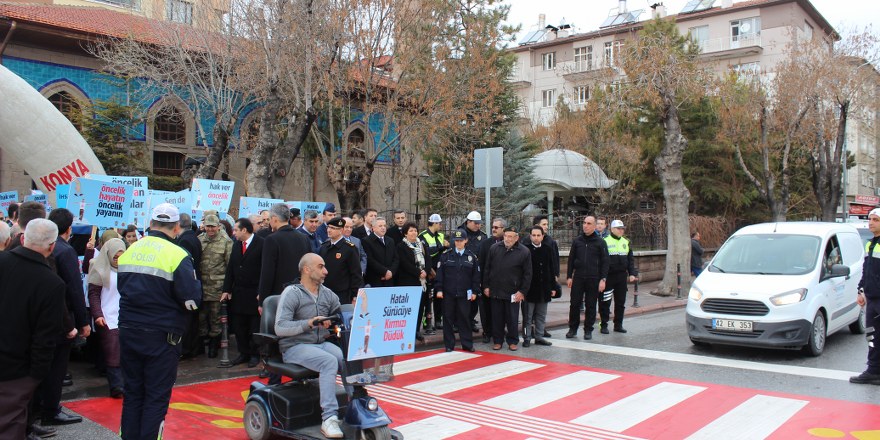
242, 241, 247, 254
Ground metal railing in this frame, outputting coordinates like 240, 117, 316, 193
697, 34, 762, 54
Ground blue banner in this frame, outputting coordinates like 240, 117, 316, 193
239, 197, 282, 219
55, 185, 70, 210
25, 192, 50, 210
348, 286, 422, 361
67, 178, 133, 228
91, 175, 148, 227
191, 178, 235, 213
0, 191, 18, 216
148, 190, 191, 221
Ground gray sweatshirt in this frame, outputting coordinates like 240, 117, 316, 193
275, 283, 342, 354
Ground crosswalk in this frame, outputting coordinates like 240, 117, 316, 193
377, 350, 880, 440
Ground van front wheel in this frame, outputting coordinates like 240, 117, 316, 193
803, 312, 826, 357
850, 306, 866, 334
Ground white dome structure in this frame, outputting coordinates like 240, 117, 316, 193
531, 149, 617, 192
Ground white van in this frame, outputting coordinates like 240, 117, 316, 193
686, 222, 866, 356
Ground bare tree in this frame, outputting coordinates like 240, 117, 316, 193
620, 18, 707, 296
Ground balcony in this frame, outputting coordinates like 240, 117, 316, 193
697, 34, 763, 60
507, 69, 532, 88
559, 59, 620, 81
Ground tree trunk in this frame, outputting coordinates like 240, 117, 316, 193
195, 118, 232, 180
331, 159, 374, 214
813, 102, 848, 221
267, 107, 317, 198
245, 103, 280, 198
653, 102, 691, 297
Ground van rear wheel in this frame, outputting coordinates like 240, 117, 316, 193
850, 306, 867, 334
803, 311, 826, 357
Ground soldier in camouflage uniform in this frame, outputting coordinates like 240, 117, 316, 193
199, 214, 232, 358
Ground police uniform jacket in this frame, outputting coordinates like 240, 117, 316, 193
605, 233, 637, 277
199, 232, 232, 301
419, 229, 446, 270
435, 248, 480, 298
567, 232, 610, 280
861, 237, 880, 300
222, 235, 264, 315
461, 226, 487, 259
117, 230, 202, 336
319, 238, 363, 302
483, 241, 532, 299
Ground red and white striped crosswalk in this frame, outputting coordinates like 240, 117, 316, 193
378, 350, 880, 440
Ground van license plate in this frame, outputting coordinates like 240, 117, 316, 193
712, 319, 753, 332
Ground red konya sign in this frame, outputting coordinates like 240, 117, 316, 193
854, 195, 880, 205
38, 159, 91, 192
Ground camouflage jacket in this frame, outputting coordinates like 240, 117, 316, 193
199, 232, 232, 300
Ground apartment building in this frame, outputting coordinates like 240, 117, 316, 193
1, 0, 229, 29
509, 0, 878, 213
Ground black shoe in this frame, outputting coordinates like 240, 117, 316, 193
535, 339, 552, 346
565, 331, 576, 339
425, 328, 437, 336
42, 412, 82, 425
583, 332, 593, 340
543, 331, 552, 337
248, 356, 260, 368
258, 369, 269, 379
416, 333, 425, 342
600, 327, 610, 335
482, 334, 491, 343
62, 378, 73, 387
230, 354, 248, 366
31, 424, 56, 438
849, 372, 880, 385
64, 373, 72, 381
445, 348, 453, 352
465, 347, 476, 352
522, 339, 531, 347
614, 326, 628, 333
110, 388, 124, 399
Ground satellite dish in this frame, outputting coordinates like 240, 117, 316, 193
741, 22, 751, 32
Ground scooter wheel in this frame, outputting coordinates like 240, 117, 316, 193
243, 401, 272, 440
359, 426, 392, 440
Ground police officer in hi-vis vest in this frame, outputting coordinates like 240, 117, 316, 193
601, 219, 638, 334
419, 214, 448, 334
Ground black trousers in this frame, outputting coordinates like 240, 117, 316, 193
180, 311, 201, 357
231, 313, 260, 358
478, 293, 492, 336
867, 299, 880, 374
569, 278, 601, 332
442, 295, 473, 350
120, 328, 181, 440
600, 273, 628, 327
29, 337, 70, 422
0, 376, 40, 440
491, 297, 520, 345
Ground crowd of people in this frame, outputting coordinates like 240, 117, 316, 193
0, 199, 651, 440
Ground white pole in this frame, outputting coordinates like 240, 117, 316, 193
485, 156, 491, 229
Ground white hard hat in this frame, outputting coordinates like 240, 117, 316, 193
428, 213, 442, 223
466, 211, 482, 222
610, 219, 625, 228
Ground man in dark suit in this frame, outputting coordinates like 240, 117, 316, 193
177, 213, 204, 359
297, 210, 322, 254
222, 218, 263, 368
258, 203, 311, 307
384, 209, 407, 244
362, 217, 398, 287
351, 208, 377, 239
318, 217, 363, 304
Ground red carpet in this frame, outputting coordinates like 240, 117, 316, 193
66, 350, 880, 439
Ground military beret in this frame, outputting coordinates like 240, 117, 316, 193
326, 217, 345, 228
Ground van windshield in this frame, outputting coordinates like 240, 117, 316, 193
709, 234, 821, 275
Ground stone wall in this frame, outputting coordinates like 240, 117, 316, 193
559, 249, 717, 282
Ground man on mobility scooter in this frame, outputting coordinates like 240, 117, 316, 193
245, 253, 405, 440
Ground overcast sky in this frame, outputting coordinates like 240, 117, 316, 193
503, 0, 878, 43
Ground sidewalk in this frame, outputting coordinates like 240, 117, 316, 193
422, 279, 687, 345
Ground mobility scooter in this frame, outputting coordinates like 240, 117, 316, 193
243, 296, 403, 440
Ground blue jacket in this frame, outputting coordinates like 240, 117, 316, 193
435, 248, 481, 298
861, 237, 880, 300
117, 230, 202, 335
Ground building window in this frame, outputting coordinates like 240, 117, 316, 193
689, 25, 709, 51
603, 40, 623, 67
154, 106, 187, 144
639, 200, 656, 210
732, 62, 760, 78
542, 52, 556, 71
731, 17, 760, 44
575, 85, 590, 104
574, 46, 593, 71
153, 151, 184, 176
47, 91, 83, 130
541, 89, 556, 108
803, 21, 813, 41
167, 0, 193, 24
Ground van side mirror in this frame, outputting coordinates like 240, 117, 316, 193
828, 264, 850, 279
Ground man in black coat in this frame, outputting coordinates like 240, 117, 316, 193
258, 203, 311, 306
351, 208, 377, 239
176, 213, 204, 359
483, 227, 532, 351
384, 209, 407, 244
221, 218, 264, 368
38, 209, 88, 426
477, 218, 505, 343
566, 216, 610, 341
318, 217, 363, 305
362, 217, 398, 287
523, 226, 556, 347
0, 219, 66, 440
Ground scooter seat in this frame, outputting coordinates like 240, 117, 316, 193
266, 359, 319, 381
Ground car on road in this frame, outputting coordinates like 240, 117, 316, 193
686, 222, 866, 356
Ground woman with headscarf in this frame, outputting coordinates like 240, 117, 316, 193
87, 238, 127, 398
82, 229, 121, 274
396, 222, 432, 343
